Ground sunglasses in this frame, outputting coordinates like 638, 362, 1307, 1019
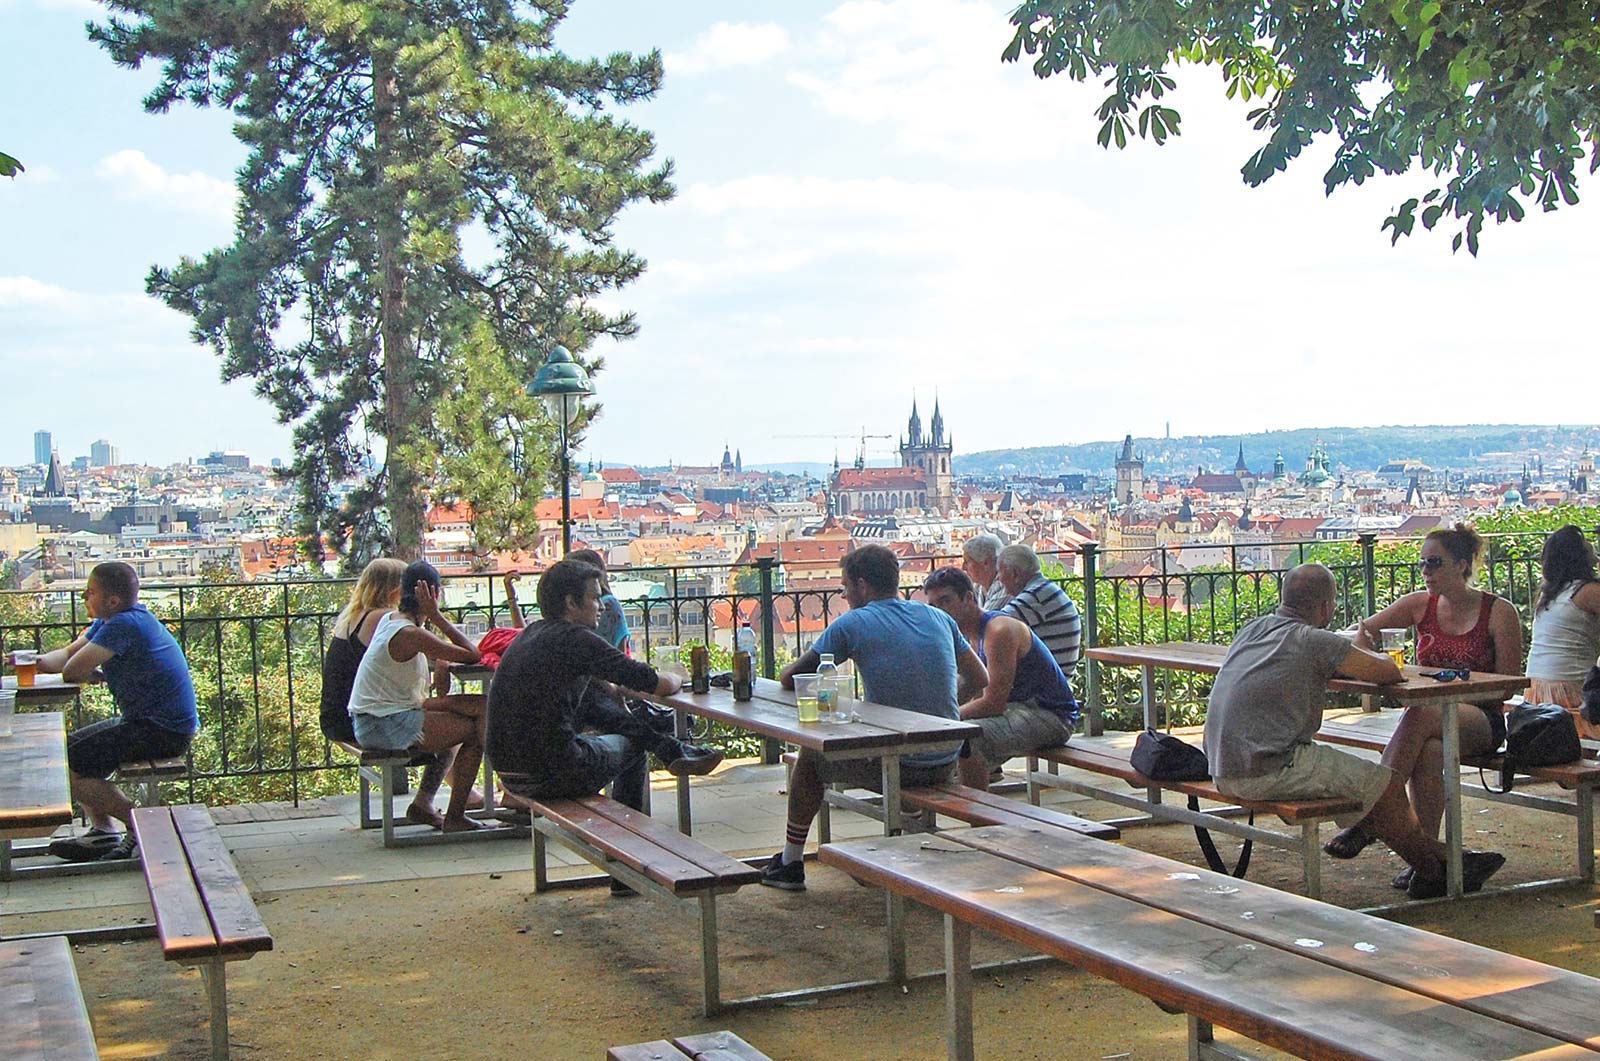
1417, 557, 1449, 571
1421, 668, 1471, 682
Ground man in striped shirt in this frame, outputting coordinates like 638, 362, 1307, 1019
997, 544, 1081, 672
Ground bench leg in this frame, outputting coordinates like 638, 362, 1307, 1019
379, 764, 398, 848
699, 891, 721, 1017
357, 766, 376, 830
887, 892, 907, 986
532, 825, 549, 892
1026, 754, 1040, 806
201, 958, 229, 1060
1579, 785, 1595, 883
944, 914, 974, 1061
1188, 1014, 1254, 1060
817, 787, 832, 844
1301, 822, 1321, 900
0, 838, 11, 880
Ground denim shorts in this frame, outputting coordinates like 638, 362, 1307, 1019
353, 709, 425, 752
67, 717, 193, 779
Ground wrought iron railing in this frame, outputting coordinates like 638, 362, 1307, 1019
0, 527, 1583, 804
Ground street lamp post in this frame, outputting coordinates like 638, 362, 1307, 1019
526, 346, 593, 556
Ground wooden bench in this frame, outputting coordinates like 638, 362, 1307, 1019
1026, 742, 1362, 898
3, 753, 186, 881
607, 1030, 771, 1060
133, 804, 272, 1061
822, 823, 1600, 1060
525, 793, 760, 1016
334, 741, 524, 847
782, 751, 1120, 843
2, 935, 99, 1060
900, 782, 1120, 840
1317, 719, 1600, 886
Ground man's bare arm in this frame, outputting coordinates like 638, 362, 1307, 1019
1336, 645, 1403, 684
780, 649, 821, 691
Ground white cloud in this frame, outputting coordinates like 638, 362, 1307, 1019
95, 149, 237, 222
667, 22, 790, 77
785, 0, 1091, 161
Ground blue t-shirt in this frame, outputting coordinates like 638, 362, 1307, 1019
977, 611, 1079, 724
812, 597, 969, 768
595, 592, 630, 652
86, 604, 199, 735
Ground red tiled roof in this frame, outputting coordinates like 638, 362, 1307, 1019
599, 467, 642, 483
427, 502, 473, 525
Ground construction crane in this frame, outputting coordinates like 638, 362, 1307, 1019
775, 428, 896, 469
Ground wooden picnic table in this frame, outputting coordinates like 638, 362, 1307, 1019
639, 676, 977, 839
823, 823, 1600, 1060
635, 675, 979, 999
0, 713, 73, 844
1087, 640, 1531, 899
2, 674, 81, 708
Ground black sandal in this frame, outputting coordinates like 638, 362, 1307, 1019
1322, 826, 1376, 860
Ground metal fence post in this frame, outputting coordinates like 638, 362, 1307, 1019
1081, 543, 1102, 737
756, 557, 779, 764
1359, 533, 1377, 619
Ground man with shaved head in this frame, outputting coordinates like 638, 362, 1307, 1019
1203, 564, 1506, 899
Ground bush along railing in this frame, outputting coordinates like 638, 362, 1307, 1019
0, 524, 1587, 806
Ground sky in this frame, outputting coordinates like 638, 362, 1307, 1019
3, 0, 1596, 471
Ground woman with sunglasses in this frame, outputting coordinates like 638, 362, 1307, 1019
1526, 525, 1600, 739
1323, 523, 1522, 882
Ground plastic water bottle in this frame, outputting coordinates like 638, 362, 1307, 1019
736, 622, 757, 670
816, 653, 840, 723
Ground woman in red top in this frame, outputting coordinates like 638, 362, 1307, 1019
1323, 524, 1522, 880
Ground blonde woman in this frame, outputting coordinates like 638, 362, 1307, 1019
347, 561, 488, 831
320, 558, 474, 829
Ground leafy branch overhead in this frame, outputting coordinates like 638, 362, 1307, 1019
91, 1, 673, 562
0, 151, 22, 177
1004, 1, 1600, 253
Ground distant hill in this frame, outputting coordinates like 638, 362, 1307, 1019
954, 425, 1600, 478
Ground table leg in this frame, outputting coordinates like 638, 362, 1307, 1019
884, 754, 906, 984
944, 914, 974, 1061
675, 707, 693, 835
1442, 699, 1462, 898
472, 672, 497, 815
1141, 664, 1158, 730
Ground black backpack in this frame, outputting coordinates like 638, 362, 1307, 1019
1496, 702, 1581, 792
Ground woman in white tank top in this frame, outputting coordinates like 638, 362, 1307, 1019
1527, 526, 1600, 739
347, 560, 490, 831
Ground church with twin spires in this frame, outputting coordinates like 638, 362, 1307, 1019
829, 397, 956, 516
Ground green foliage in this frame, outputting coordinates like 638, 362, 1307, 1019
0, 151, 22, 177
91, 1, 674, 558
1005, 1, 1600, 253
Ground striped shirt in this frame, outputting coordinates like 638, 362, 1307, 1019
1001, 575, 1081, 672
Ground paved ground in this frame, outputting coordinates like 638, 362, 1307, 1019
1, 752, 1102, 923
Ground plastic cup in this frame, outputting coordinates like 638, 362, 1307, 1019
651, 645, 687, 680
793, 673, 821, 724
0, 691, 13, 738
1379, 628, 1408, 669
12, 649, 36, 688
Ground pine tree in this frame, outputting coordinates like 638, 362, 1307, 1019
92, 1, 673, 560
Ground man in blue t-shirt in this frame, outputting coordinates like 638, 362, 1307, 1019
759, 545, 987, 891
28, 562, 198, 863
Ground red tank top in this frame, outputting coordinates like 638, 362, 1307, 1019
1415, 593, 1497, 671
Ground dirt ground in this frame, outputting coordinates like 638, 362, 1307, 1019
22, 795, 1600, 1060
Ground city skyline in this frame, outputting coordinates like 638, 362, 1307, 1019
6, 0, 1598, 469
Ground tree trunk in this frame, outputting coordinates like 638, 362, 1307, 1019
374, 55, 423, 559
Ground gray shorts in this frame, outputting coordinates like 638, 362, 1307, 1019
1215, 743, 1392, 828
352, 709, 425, 752
818, 755, 953, 791
967, 701, 1072, 764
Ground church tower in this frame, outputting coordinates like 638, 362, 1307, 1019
899, 396, 954, 511
1114, 434, 1145, 505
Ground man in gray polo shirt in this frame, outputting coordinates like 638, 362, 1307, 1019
1204, 563, 1505, 900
